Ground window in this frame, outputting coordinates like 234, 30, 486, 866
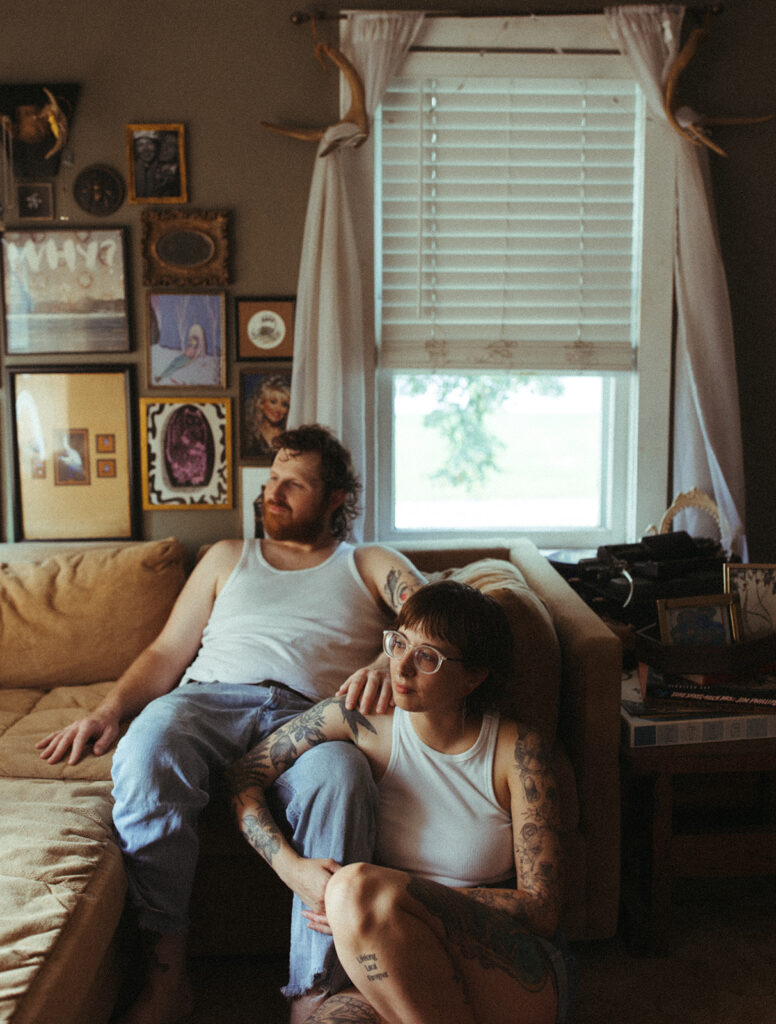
374, 16, 674, 549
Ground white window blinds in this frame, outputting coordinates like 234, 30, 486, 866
377, 70, 644, 372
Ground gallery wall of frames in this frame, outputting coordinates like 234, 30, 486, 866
0, 18, 321, 554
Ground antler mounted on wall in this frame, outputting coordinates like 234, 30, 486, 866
261, 41, 368, 157
663, 11, 773, 157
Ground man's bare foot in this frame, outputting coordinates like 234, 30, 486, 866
115, 932, 194, 1024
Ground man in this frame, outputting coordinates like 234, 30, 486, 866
37, 424, 425, 1024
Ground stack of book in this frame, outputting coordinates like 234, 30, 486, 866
619, 620, 776, 747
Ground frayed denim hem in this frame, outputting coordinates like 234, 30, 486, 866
281, 954, 350, 999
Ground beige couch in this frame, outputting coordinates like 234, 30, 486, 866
0, 536, 621, 1024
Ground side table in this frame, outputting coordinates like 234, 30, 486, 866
619, 735, 776, 954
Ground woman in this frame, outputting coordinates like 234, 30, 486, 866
227, 580, 573, 1024
244, 374, 291, 457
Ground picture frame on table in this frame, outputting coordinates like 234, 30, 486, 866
147, 291, 226, 389
126, 122, 187, 203
8, 366, 138, 540
16, 182, 54, 221
140, 396, 232, 511
238, 365, 292, 465
657, 592, 742, 647
1, 227, 130, 355
141, 208, 230, 288
235, 296, 295, 361
723, 563, 776, 640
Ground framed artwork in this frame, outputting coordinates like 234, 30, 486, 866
16, 182, 54, 221
140, 397, 232, 510
148, 291, 226, 389
657, 593, 742, 647
723, 563, 776, 640
8, 367, 137, 540
141, 208, 230, 287
235, 296, 295, 361
238, 365, 291, 465
241, 466, 270, 538
126, 123, 187, 203
1, 227, 130, 355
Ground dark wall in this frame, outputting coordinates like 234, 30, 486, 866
1, 1, 773, 557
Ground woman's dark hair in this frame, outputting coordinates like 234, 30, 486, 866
395, 579, 514, 714
273, 424, 361, 540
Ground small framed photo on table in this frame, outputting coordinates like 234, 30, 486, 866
657, 593, 742, 646
8, 367, 137, 540
723, 563, 776, 640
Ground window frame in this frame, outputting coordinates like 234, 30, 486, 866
364, 15, 675, 548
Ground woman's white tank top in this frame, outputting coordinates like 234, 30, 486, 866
375, 707, 515, 887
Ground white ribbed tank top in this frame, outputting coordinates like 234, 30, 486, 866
375, 707, 514, 887
181, 540, 391, 701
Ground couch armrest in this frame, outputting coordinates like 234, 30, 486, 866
509, 539, 622, 939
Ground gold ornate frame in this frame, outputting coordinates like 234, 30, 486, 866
141, 208, 230, 288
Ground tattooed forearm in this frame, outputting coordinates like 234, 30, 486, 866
242, 809, 282, 866
383, 566, 424, 612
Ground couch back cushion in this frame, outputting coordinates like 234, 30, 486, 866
0, 538, 187, 689
442, 559, 561, 740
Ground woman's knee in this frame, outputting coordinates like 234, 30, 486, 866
325, 863, 399, 935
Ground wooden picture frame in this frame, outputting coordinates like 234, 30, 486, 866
723, 563, 776, 641
8, 366, 137, 540
148, 291, 226, 389
2, 227, 130, 354
126, 122, 187, 203
238, 365, 292, 464
140, 397, 232, 510
235, 296, 295, 361
657, 593, 742, 647
16, 182, 54, 221
141, 208, 230, 287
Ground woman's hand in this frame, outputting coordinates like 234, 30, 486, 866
284, 856, 341, 916
300, 909, 333, 935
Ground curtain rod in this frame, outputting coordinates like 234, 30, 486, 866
290, 4, 723, 24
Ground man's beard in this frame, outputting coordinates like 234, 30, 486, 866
262, 500, 329, 544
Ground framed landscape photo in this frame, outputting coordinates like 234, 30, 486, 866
140, 397, 232, 510
723, 563, 776, 640
657, 593, 742, 647
126, 122, 187, 203
141, 208, 230, 287
148, 291, 226, 389
238, 365, 292, 464
1, 227, 130, 354
8, 367, 137, 540
235, 296, 295, 361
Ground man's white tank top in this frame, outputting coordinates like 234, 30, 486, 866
181, 540, 391, 701
375, 707, 515, 887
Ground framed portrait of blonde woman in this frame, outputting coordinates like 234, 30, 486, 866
238, 365, 292, 465
147, 291, 226, 389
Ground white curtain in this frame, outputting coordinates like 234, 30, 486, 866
288, 12, 424, 538
605, 4, 748, 558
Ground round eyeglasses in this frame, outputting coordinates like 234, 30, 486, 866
382, 629, 464, 675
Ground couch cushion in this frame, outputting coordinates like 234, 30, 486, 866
0, 684, 119, 782
444, 559, 562, 740
0, 778, 126, 1024
0, 538, 187, 690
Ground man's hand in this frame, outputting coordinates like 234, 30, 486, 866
36, 708, 120, 766
336, 653, 393, 714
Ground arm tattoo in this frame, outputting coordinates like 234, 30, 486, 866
383, 566, 424, 612
512, 726, 563, 919
304, 992, 383, 1023
242, 809, 282, 866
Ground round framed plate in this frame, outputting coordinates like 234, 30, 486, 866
73, 164, 126, 216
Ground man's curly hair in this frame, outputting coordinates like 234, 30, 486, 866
272, 424, 361, 540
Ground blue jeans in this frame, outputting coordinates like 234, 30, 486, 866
111, 682, 378, 996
